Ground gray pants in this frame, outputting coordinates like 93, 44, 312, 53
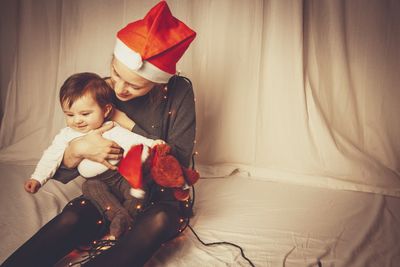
81, 170, 144, 238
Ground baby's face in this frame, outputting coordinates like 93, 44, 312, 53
62, 94, 108, 133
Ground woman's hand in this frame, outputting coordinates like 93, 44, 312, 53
112, 108, 135, 130
24, 179, 41, 194
63, 122, 123, 170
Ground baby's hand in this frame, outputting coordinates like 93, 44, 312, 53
152, 139, 166, 147
24, 179, 41, 194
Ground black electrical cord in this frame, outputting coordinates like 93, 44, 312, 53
185, 184, 256, 267
187, 224, 255, 267
68, 239, 117, 266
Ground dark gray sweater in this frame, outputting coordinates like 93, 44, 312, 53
53, 75, 196, 183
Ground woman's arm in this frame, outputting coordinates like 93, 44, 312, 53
166, 78, 196, 168
105, 78, 136, 131
111, 108, 135, 131
63, 122, 123, 170
104, 125, 159, 153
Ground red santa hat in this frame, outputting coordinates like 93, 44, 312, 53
113, 1, 196, 84
118, 144, 148, 199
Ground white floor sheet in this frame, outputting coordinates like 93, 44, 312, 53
1, 164, 399, 267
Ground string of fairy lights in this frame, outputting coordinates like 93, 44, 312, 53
67, 195, 193, 266
67, 158, 255, 267
67, 186, 193, 266
67, 75, 255, 266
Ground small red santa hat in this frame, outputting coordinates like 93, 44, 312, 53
118, 144, 147, 199
114, 1, 196, 84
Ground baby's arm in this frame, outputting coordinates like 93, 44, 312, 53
105, 124, 163, 154
111, 109, 165, 147
26, 128, 73, 194
24, 179, 41, 193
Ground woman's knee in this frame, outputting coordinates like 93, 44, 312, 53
56, 209, 84, 230
141, 205, 180, 239
55, 199, 104, 243
60, 198, 102, 227
153, 210, 172, 229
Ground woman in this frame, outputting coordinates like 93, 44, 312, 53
1, 2, 196, 267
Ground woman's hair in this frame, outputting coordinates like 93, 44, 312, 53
59, 72, 114, 109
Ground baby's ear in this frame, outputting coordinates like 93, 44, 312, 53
104, 104, 113, 118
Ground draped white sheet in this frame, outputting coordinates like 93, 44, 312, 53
0, 1, 399, 194
1, 1, 400, 266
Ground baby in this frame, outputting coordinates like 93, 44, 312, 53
24, 72, 163, 238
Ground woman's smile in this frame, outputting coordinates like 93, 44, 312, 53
117, 92, 132, 99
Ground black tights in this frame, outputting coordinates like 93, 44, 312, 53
1, 197, 182, 267
82, 202, 182, 267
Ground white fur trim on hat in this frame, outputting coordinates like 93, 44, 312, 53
141, 145, 150, 163
130, 188, 146, 199
114, 39, 172, 84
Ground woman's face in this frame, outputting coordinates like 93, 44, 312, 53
110, 58, 157, 101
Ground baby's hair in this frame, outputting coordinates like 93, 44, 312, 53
59, 72, 114, 109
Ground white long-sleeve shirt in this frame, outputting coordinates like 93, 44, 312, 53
31, 122, 155, 185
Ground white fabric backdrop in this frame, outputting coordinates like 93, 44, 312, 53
0, 0, 399, 196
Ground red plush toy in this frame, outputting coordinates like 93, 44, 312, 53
118, 144, 199, 201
